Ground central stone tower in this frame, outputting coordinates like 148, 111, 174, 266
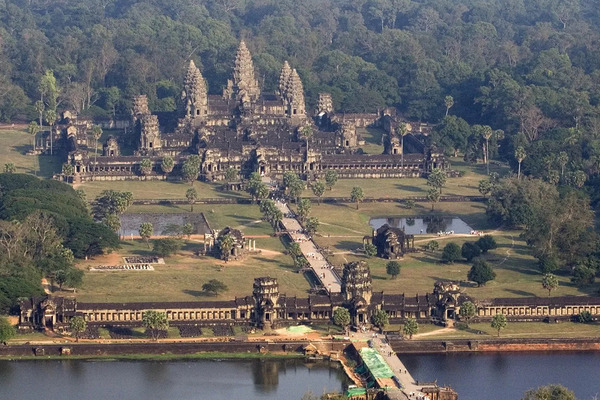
232, 40, 260, 106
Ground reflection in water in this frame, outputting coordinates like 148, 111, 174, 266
252, 359, 279, 392
0, 359, 350, 400
369, 216, 473, 234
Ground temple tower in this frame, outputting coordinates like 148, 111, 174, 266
139, 114, 161, 154
132, 95, 150, 125
338, 121, 358, 149
232, 40, 260, 106
341, 261, 373, 326
286, 69, 306, 124
316, 93, 334, 116
182, 60, 208, 125
253, 277, 279, 330
278, 61, 292, 98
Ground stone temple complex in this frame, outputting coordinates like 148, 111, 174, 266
53, 40, 450, 183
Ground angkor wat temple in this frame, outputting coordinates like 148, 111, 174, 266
52, 41, 449, 183
19, 261, 600, 335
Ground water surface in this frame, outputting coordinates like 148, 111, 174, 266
0, 358, 349, 400
369, 216, 473, 234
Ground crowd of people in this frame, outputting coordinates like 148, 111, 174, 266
89, 264, 154, 271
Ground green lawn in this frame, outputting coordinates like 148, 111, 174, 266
358, 127, 385, 155
79, 180, 248, 201
0, 129, 62, 177
419, 322, 600, 340
75, 235, 309, 303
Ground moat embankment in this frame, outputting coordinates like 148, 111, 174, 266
2, 336, 600, 359
389, 336, 600, 354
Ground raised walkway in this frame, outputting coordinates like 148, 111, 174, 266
275, 201, 342, 293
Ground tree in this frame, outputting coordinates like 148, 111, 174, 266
297, 198, 312, 222
218, 233, 235, 261
186, 187, 198, 212
28, 121, 39, 151
93, 190, 133, 220
522, 384, 577, 400
461, 242, 481, 262
427, 168, 447, 194
441, 243, 461, 263
333, 307, 351, 333
396, 122, 409, 170
62, 163, 74, 177
475, 235, 497, 253
182, 223, 193, 239
139, 222, 153, 248
425, 240, 439, 252
301, 125, 313, 153
557, 151, 569, 179
350, 186, 364, 209
325, 170, 338, 191
312, 181, 326, 205
202, 279, 228, 296
305, 217, 320, 236
103, 213, 121, 233
491, 314, 507, 337
481, 125, 493, 175
444, 95, 454, 116
224, 167, 238, 183
459, 301, 476, 327
39, 70, 59, 155
140, 158, 153, 175
427, 189, 440, 211
182, 155, 201, 185
403, 318, 418, 339
468, 259, 496, 286
153, 238, 182, 257
478, 179, 492, 197
386, 261, 401, 279
0, 316, 16, 343
515, 146, 526, 179
91, 125, 103, 166
161, 156, 174, 174
571, 265, 595, 287
4, 163, 16, 173
142, 310, 169, 340
55, 269, 67, 289
577, 311, 592, 324
35, 101, 44, 130
364, 243, 377, 257
69, 316, 87, 342
372, 309, 389, 332
542, 274, 559, 297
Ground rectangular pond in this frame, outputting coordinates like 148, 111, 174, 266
369, 216, 473, 235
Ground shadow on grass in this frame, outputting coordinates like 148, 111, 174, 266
395, 184, 426, 193
504, 289, 537, 297
336, 240, 362, 251
227, 214, 258, 223
183, 289, 213, 297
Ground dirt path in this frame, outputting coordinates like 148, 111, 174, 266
495, 234, 515, 266
412, 327, 456, 338
257, 248, 283, 256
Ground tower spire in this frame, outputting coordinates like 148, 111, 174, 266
182, 59, 208, 122
232, 40, 260, 104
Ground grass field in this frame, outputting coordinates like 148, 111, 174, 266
75, 235, 310, 303
416, 321, 600, 339
78, 180, 248, 201
0, 128, 62, 177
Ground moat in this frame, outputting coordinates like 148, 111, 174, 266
2, 353, 599, 400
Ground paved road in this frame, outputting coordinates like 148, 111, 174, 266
275, 201, 342, 293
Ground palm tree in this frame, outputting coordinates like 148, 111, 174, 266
91, 125, 103, 166
301, 125, 313, 154
482, 125, 492, 175
44, 109, 57, 155
28, 121, 39, 151
444, 95, 454, 116
396, 122, 408, 171
515, 146, 526, 179
557, 151, 569, 179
